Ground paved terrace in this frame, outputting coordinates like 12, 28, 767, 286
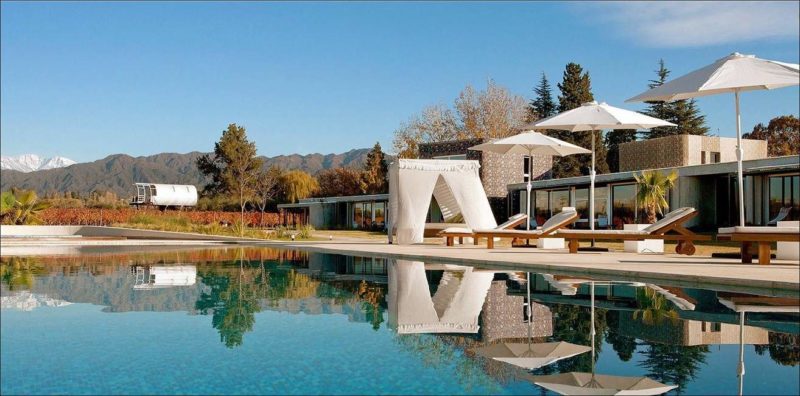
271, 240, 800, 297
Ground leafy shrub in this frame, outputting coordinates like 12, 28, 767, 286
297, 224, 315, 239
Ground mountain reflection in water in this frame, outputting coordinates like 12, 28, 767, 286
1, 248, 798, 395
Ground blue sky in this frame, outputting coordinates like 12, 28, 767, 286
1, 1, 798, 163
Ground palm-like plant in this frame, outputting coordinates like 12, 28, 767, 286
0, 191, 15, 223
5, 190, 50, 225
634, 170, 678, 224
633, 287, 680, 326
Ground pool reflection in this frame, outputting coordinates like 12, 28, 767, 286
1, 249, 798, 395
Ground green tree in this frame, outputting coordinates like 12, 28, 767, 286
279, 170, 319, 203
362, 142, 389, 194
605, 129, 638, 172
634, 170, 678, 224
633, 287, 680, 325
743, 115, 800, 157
530, 72, 557, 120
642, 60, 708, 139
197, 124, 263, 235
639, 343, 708, 394
553, 63, 609, 178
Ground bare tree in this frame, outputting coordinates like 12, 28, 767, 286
393, 80, 528, 157
254, 165, 282, 228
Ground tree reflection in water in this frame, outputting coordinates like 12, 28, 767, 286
638, 343, 708, 395
0, 256, 46, 291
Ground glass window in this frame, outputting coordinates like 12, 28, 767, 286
353, 205, 363, 229
534, 190, 549, 227
373, 202, 385, 228
793, 176, 800, 221
769, 177, 783, 220
595, 186, 609, 228
612, 184, 637, 229
550, 190, 570, 214
574, 188, 589, 225
363, 202, 372, 228
711, 152, 721, 163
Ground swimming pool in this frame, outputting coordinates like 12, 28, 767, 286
1, 247, 798, 395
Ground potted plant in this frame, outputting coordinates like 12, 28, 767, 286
623, 170, 678, 253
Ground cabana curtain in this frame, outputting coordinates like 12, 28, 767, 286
388, 159, 497, 244
387, 260, 494, 334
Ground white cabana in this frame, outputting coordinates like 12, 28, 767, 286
387, 260, 494, 334
388, 159, 497, 244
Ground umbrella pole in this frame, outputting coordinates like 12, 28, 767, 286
735, 90, 746, 227
590, 130, 596, 246
527, 148, 533, 232
527, 272, 532, 349
738, 311, 746, 396
590, 281, 596, 377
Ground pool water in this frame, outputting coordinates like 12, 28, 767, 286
1, 247, 798, 395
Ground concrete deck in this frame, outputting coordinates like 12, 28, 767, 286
270, 241, 800, 297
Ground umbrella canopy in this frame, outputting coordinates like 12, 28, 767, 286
530, 102, 674, 231
532, 101, 676, 131
529, 372, 678, 395
470, 132, 589, 230
470, 131, 591, 157
626, 53, 800, 227
626, 53, 799, 102
474, 341, 591, 370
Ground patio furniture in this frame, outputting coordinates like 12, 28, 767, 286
439, 213, 528, 246
555, 207, 710, 255
472, 209, 579, 249
716, 226, 800, 265
767, 207, 792, 226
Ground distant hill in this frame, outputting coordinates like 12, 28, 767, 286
0, 149, 374, 197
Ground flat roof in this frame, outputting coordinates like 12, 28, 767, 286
278, 193, 389, 209
507, 155, 799, 191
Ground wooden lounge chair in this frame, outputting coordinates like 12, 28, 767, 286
439, 213, 528, 246
472, 209, 579, 249
555, 207, 710, 255
716, 226, 800, 265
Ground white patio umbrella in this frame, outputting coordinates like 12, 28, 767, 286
627, 52, 800, 227
470, 132, 590, 230
531, 103, 675, 231
528, 281, 677, 395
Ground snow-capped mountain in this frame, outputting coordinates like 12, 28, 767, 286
0, 154, 77, 172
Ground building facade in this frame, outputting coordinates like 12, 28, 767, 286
278, 194, 389, 230
508, 154, 799, 230
618, 135, 767, 172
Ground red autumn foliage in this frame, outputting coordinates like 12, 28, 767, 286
39, 208, 300, 228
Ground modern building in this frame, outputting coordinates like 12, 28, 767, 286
508, 137, 797, 230
278, 193, 388, 230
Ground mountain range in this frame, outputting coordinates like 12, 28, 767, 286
0, 149, 374, 197
1, 154, 77, 172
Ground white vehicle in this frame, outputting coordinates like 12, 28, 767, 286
132, 265, 197, 290
131, 183, 198, 209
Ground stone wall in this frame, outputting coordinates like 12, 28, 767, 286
419, 138, 552, 198
481, 280, 552, 342
619, 135, 768, 172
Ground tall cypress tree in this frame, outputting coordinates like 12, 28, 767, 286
530, 72, 557, 120
553, 63, 609, 178
643, 59, 709, 139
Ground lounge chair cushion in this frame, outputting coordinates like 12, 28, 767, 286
557, 229, 646, 235
642, 207, 695, 234
440, 227, 474, 235
497, 213, 527, 229
473, 229, 544, 236
540, 207, 577, 234
718, 226, 800, 234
